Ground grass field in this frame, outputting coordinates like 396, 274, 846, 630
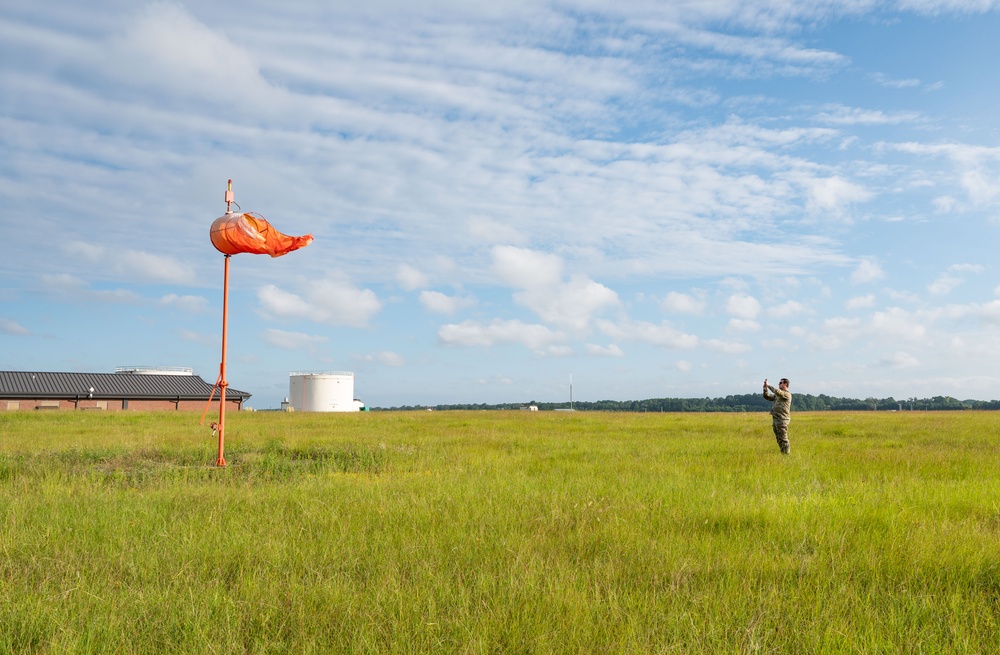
1, 409, 998, 654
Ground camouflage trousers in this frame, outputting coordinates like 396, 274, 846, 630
772, 417, 790, 454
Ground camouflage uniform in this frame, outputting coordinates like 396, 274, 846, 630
763, 384, 791, 454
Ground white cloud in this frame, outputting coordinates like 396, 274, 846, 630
851, 259, 884, 284
596, 319, 699, 349
811, 316, 863, 350
1, 319, 30, 336
870, 308, 926, 342
419, 290, 476, 315
966, 299, 1000, 325
476, 374, 513, 386
438, 319, 566, 352
885, 288, 921, 304
826, 316, 859, 333
928, 263, 983, 295
108, 3, 269, 102
356, 350, 407, 367
397, 264, 429, 291
725, 293, 761, 319
262, 329, 329, 350
41, 274, 141, 304
492, 246, 563, 289
884, 351, 919, 369
585, 343, 624, 357
258, 278, 382, 328
117, 250, 197, 285
514, 275, 620, 331
66, 242, 196, 286
662, 291, 706, 315
960, 169, 1000, 206
468, 216, 525, 244
378, 351, 407, 367
928, 274, 961, 296
846, 294, 876, 310
867, 73, 922, 90
933, 195, 959, 213
178, 329, 217, 346
728, 318, 761, 331
257, 285, 313, 318
160, 294, 209, 313
64, 242, 105, 261
804, 176, 873, 214
675, 360, 693, 372
889, 141, 1000, 207
816, 104, 920, 125
703, 338, 752, 354
767, 300, 807, 318
492, 246, 619, 330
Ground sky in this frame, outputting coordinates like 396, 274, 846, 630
5, 0, 1000, 409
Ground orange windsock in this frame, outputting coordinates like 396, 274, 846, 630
209, 212, 313, 257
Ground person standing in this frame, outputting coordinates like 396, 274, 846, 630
763, 378, 792, 454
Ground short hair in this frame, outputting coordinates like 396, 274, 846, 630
779, 378, 790, 385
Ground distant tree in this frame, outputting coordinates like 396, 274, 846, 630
371, 392, 998, 412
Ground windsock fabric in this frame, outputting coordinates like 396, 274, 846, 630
210, 212, 313, 257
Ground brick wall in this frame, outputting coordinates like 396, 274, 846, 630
0, 398, 243, 412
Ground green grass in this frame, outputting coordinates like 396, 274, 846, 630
1, 409, 999, 653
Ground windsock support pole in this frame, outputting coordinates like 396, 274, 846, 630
215, 254, 231, 467
214, 179, 235, 467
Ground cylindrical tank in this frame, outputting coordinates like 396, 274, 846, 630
289, 372, 357, 412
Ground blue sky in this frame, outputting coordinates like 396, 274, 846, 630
5, 0, 1000, 409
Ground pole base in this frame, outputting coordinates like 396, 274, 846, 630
216, 457, 227, 467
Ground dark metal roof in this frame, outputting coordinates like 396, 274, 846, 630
0, 371, 251, 401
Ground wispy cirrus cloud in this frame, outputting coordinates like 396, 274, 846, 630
1, 318, 30, 336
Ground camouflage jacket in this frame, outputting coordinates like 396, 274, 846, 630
763, 385, 792, 421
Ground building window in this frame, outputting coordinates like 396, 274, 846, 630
6, 401, 18, 410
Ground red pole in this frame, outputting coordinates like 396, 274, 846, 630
217, 254, 230, 467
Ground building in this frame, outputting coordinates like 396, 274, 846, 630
0, 367, 251, 411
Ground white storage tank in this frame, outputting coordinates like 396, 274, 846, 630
288, 371, 363, 412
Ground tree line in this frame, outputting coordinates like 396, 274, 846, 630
374, 394, 1000, 412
